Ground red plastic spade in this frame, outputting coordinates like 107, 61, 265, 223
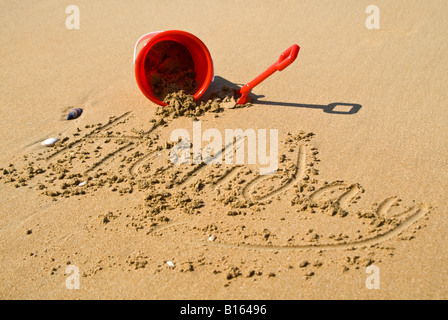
236, 44, 300, 105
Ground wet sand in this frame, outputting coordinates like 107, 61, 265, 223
0, 0, 447, 299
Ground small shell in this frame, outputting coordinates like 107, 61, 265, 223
208, 235, 216, 242
166, 261, 175, 267
66, 108, 83, 120
41, 138, 60, 147
78, 181, 87, 187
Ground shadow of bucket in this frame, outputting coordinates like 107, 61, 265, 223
134, 30, 214, 106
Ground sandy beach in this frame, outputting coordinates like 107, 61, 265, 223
0, 0, 447, 299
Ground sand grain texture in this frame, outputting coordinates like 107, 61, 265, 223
0, 0, 447, 299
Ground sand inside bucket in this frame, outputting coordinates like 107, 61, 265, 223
144, 40, 198, 101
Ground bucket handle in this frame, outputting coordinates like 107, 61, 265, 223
133, 31, 162, 65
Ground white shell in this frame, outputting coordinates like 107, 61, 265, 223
78, 181, 87, 187
41, 138, 60, 147
208, 235, 216, 241
166, 261, 175, 267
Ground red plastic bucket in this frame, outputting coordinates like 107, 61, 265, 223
134, 30, 214, 106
